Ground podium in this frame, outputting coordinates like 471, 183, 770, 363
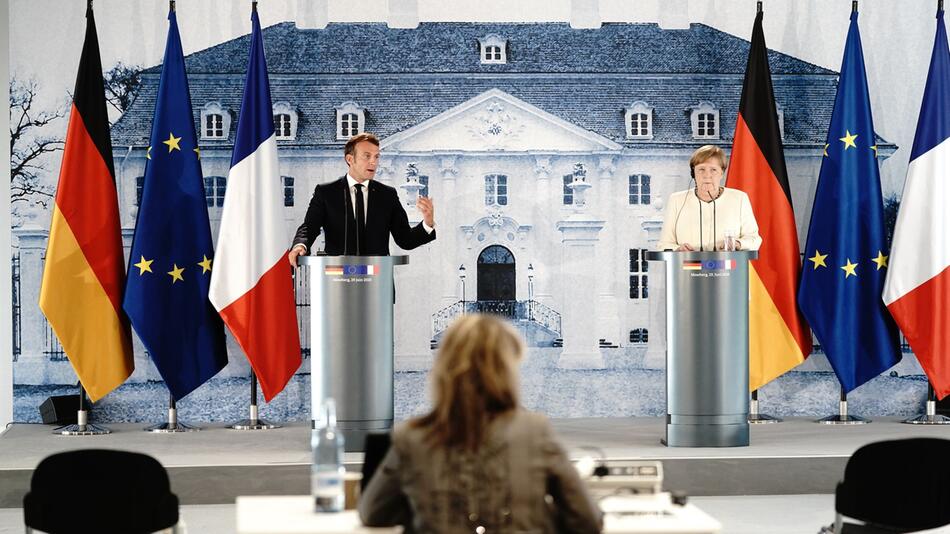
298, 255, 408, 452
646, 250, 757, 447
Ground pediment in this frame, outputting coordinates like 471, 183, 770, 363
381, 89, 622, 152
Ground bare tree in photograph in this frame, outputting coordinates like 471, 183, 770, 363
9, 77, 65, 208
103, 62, 142, 119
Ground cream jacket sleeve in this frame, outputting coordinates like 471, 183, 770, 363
657, 191, 688, 251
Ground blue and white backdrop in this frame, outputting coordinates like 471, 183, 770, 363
6, 0, 939, 423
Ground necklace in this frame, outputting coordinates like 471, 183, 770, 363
695, 186, 724, 203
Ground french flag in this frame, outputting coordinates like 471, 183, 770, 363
883, 8, 950, 399
209, 6, 301, 401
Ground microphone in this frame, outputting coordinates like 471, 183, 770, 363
696, 178, 704, 252
343, 186, 349, 256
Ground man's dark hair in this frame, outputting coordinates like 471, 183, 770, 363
344, 133, 380, 158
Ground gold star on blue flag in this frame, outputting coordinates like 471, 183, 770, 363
122, 8, 227, 400
798, 9, 900, 393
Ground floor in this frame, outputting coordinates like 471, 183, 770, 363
3, 417, 950, 532
5, 416, 950, 471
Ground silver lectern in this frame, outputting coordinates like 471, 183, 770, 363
298, 255, 408, 452
646, 250, 758, 447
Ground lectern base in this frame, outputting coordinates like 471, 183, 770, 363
664, 422, 749, 447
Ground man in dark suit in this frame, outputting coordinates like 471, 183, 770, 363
287, 133, 435, 265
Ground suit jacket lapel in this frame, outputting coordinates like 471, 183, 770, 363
338, 176, 354, 225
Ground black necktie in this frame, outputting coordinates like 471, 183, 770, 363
354, 183, 366, 255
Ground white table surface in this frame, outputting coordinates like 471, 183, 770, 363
237, 493, 719, 534
601, 494, 721, 534
236, 496, 401, 534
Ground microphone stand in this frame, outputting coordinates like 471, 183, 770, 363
697, 186, 704, 251
712, 191, 717, 251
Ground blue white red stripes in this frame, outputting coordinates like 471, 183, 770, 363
883, 10, 950, 398
209, 8, 301, 401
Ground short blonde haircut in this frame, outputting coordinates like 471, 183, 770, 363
689, 145, 728, 173
411, 314, 524, 451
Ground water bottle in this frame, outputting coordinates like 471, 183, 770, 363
311, 398, 345, 512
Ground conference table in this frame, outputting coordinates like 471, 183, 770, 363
235, 493, 721, 533
235, 496, 400, 534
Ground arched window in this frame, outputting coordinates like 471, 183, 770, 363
688, 101, 720, 140
478, 34, 508, 64
476, 245, 516, 303
478, 245, 515, 265
200, 102, 230, 140
272, 102, 298, 140
335, 101, 366, 140
624, 101, 654, 139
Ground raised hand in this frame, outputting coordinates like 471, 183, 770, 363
417, 196, 435, 228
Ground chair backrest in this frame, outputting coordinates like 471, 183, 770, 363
23, 449, 179, 534
836, 438, 950, 531
361, 431, 392, 492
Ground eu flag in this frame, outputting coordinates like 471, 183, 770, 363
798, 10, 900, 392
122, 8, 227, 400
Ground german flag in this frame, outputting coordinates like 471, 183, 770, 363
727, 9, 811, 391
38, 4, 133, 402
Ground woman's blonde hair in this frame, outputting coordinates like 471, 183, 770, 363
689, 144, 728, 172
411, 314, 524, 451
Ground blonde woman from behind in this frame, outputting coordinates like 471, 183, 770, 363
359, 313, 603, 534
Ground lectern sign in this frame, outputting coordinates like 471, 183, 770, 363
682, 260, 737, 271
324, 265, 378, 277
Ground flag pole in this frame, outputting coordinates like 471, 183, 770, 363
902, 382, 950, 424
54, 384, 111, 436
816, 386, 869, 424
219, 0, 287, 432
229, 373, 280, 430
144, 392, 201, 432
738, 26, 777, 432
748, 389, 782, 424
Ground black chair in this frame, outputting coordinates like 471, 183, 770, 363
24, 449, 180, 534
833, 438, 950, 533
361, 431, 392, 492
